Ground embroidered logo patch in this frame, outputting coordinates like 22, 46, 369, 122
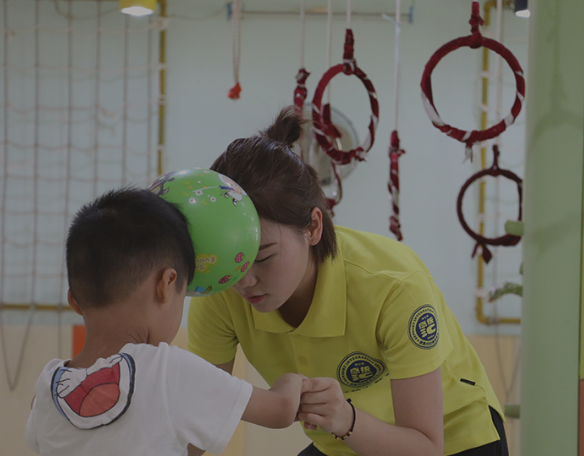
408, 305, 439, 349
337, 352, 386, 389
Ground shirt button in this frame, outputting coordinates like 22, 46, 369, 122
298, 356, 308, 365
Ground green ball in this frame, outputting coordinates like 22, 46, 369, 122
148, 168, 260, 297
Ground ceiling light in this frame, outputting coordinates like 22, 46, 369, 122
119, 0, 156, 17
514, 0, 530, 18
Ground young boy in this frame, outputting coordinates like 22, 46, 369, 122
25, 188, 305, 456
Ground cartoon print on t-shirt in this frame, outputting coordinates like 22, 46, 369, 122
51, 353, 136, 430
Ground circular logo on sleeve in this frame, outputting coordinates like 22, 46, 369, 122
408, 305, 439, 349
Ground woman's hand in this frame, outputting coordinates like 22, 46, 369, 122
298, 370, 444, 456
298, 377, 353, 437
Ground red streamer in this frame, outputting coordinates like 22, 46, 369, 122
388, 130, 406, 241
293, 68, 310, 113
227, 82, 242, 100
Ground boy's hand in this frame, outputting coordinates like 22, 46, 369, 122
298, 377, 353, 436
272, 372, 305, 392
244, 372, 305, 428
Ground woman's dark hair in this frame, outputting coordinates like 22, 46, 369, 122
66, 188, 195, 308
211, 106, 337, 263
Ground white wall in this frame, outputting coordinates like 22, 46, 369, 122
164, 0, 528, 335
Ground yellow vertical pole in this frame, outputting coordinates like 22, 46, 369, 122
475, 0, 520, 325
476, 0, 493, 325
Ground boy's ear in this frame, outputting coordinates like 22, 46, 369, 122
67, 289, 83, 316
156, 268, 178, 304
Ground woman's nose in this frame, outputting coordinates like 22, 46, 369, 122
234, 268, 257, 290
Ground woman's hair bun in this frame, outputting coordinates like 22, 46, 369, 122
260, 105, 306, 147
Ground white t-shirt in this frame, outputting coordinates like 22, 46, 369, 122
26, 342, 253, 456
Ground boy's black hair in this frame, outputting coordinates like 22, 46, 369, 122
66, 187, 195, 308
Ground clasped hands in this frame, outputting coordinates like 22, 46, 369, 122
296, 377, 354, 438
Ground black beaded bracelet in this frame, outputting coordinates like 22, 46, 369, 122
332, 398, 356, 440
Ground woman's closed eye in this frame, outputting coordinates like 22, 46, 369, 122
254, 255, 273, 263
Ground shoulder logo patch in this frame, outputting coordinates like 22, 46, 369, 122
408, 305, 439, 349
337, 352, 386, 389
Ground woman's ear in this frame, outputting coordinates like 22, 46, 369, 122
307, 207, 324, 246
156, 268, 178, 304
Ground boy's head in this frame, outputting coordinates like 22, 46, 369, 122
66, 188, 195, 309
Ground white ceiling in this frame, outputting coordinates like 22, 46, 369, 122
178, 0, 407, 16
68, 0, 413, 17
240, 0, 404, 14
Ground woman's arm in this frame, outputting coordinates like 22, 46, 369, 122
299, 368, 443, 456
214, 359, 235, 375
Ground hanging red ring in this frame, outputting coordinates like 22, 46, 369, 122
420, 1, 525, 160
312, 29, 379, 166
456, 145, 522, 264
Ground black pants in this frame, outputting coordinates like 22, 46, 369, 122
451, 407, 508, 456
297, 407, 508, 456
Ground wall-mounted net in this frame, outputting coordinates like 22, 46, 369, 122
1, 0, 162, 309
0, 0, 163, 389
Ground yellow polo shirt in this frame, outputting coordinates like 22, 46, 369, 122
188, 226, 502, 455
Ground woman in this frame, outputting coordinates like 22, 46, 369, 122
188, 107, 508, 456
